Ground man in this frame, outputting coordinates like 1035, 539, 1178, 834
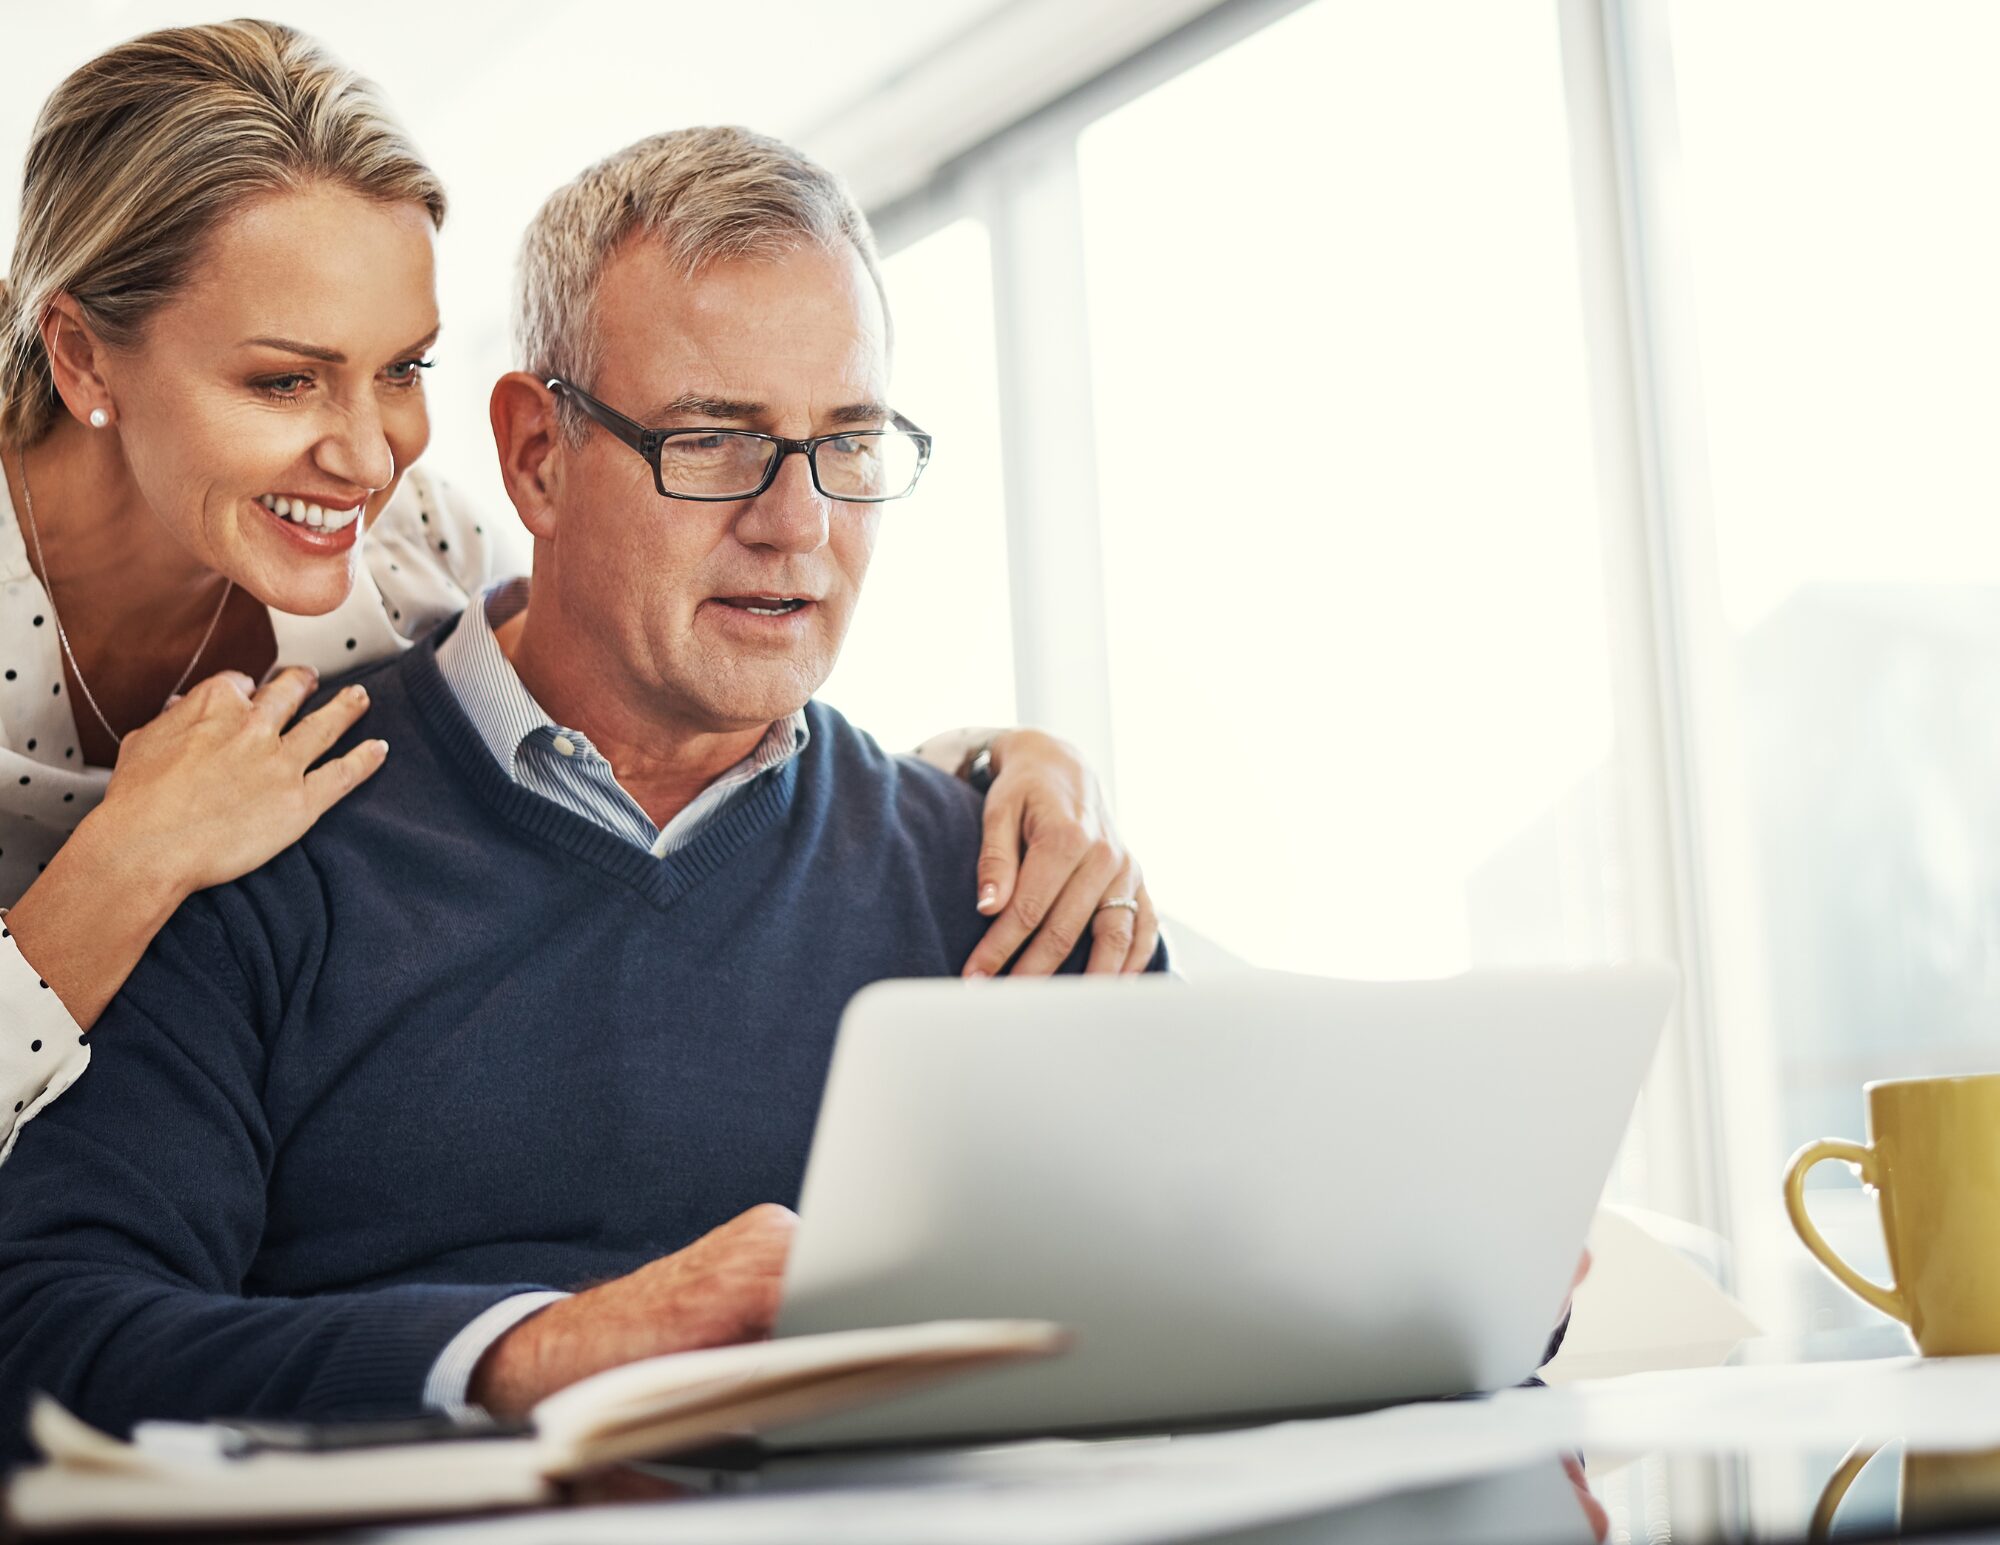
0, 126, 1166, 1455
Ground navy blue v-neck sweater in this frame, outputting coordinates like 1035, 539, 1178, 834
0, 620, 1152, 1455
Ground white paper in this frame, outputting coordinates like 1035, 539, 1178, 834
1540, 1207, 1762, 1383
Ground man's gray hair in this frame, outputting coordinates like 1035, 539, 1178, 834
514, 125, 887, 442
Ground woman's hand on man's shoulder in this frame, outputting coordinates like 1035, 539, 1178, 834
101, 665, 388, 898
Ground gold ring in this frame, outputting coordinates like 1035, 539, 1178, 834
1095, 897, 1139, 916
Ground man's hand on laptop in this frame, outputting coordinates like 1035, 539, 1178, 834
469, 1203, 797, 1419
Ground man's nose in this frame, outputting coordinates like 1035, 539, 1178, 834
314, 397, 395, 494
735, 449, 830, 554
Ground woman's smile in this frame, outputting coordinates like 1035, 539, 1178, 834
250, 491, 365, 553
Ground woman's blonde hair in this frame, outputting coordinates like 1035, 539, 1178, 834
0, 18, 446, 448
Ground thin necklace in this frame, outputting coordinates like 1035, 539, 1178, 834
15, 449, 233, 749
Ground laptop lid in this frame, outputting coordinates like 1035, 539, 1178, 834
772, 967, 1676, 1448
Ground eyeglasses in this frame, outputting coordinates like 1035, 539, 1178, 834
547, 378, 933, 503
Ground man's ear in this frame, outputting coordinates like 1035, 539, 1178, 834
490, 372, 566, 541
41, 295, 117, 427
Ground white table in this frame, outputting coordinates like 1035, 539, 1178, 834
337, 1331, 2000, 1545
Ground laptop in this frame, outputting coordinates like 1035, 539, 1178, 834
769, 966, 1677, 1449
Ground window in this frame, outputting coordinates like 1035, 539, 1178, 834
1077, 1, 1632, 981
1668, 0, 2000, 1333
817, 218, 1017, 752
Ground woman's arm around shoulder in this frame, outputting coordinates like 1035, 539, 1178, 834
913, 723, 1162, 978
0, 671, 386, 1166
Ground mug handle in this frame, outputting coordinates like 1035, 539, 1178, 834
1809, 1440, 1884, 1544
1783, 1139, 1910, 1325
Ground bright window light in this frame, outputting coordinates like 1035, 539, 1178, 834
1079, 0, 1626, 980
1671, 0, 2000, 1331
817, 218, 1018, 751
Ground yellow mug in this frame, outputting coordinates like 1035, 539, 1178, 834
1783, 1072, 2000, 1356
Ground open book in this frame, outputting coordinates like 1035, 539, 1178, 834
6, 1319, 1066, 1535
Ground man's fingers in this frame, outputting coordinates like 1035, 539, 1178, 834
1122, 881, 1161, 974
1084, 864, 1141, 976
301, 739, 389, 818
723, 1202, 800, 1240
709, 1204, 797, 1341
248, 665, 321, 731
708, 1203, 799, 1268
283, 684, 371, 767
975, 788, 1025, 916
961, 840, 1079, 978
1011, 842, 1122, 977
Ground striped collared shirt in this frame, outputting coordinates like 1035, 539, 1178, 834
424, 579, 810, 1413
433, 579, 808, 857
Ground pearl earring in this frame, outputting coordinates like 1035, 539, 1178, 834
88, 408, 110, 429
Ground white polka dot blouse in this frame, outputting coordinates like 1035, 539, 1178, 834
0, 465, 496, 1164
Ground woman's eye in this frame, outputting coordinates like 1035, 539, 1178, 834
255, 374, 313, 400
384, 357, 435, 386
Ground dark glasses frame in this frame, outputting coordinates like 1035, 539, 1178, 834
547, 377, 933, 503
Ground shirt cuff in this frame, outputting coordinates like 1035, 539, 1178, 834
421, 1290, 570, 1418
0, 928, 92, 1166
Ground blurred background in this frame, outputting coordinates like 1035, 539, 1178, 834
6, 0, 1996, 1408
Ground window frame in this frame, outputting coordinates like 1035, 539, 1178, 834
868, 5, 1734, 1483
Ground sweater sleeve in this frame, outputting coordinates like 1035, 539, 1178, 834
0, 896, 535, 1462
0, 926, 90, 1167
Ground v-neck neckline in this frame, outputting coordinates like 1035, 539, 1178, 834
400, 620, 802, 912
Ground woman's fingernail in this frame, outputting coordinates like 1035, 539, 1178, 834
978, 883, 999, 912
349, 684, 369, 701
967, 969, 990, 981
371, 739, 389, 758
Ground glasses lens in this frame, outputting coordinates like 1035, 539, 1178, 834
813, 432, 926, 500
657, 432, 778, 498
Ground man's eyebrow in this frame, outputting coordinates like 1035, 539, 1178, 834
650, 394, 764, 421
645, 395, 895, 427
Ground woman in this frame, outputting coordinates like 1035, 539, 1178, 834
0, 20, 1157, 1161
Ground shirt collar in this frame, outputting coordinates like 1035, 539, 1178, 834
434, 578, 550, 780
435, 579, 809, 785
